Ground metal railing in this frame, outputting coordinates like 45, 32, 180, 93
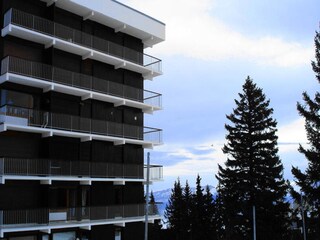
145, 164, 163, 181
3, 9, 162, 73
0, 158, 163, 181
0, 204, 160, 226
0, 105, 162, 144
1, 56, 162, 108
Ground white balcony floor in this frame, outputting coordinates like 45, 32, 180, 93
0, 123, 156, 149
2, 24, 162, 80
0, 73, 161, 114
0, 175, 155, 185
0, 215, 160, 238
40, 0, 165, 48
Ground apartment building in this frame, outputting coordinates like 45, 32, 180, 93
0, 0, 165, 239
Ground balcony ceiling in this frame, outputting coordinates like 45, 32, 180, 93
41, 0, 165, 48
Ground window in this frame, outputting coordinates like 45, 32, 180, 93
53, 232, 76, 240
115, 229, 121, 240
0, 90, 33, 108
10, 237, 36, 240
42, 235, 49, 240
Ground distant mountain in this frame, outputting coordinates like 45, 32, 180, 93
152, 188, 171, 216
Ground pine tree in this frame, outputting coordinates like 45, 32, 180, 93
164, 179, 184, 240
149, 191, 159, 215
191, 175, 207, 240
214, 184, 225, 240
182, 180, 192, 239
204, 185, 217, 240
292, 28, 320, 240
149, 191, 163, 240
216, 77, 290, 240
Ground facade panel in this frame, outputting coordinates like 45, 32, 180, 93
0, 0, 164, 239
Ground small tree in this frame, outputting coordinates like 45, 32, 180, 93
164, 179, 184, 240
149, 191, 163, 240
191, 175, 207, 240
204, 185, 217, 240
182, 180, 192, 239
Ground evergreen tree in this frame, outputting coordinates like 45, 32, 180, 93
191, 175, 207, 240
216, 77, 290, 240
149, 191, 163, 240
150, 191, 158, 214
182, 180, 193, 239
204, 185, 217, 240
292, 28, 320, 240
214, 184, 225, 240
164, 179, 184, 240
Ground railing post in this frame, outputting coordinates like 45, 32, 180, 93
26, 158, 29, 176
0, 158, 4, 176
145, 152, 150, 240
52, 67, 54, 82
0, 210, 3, 226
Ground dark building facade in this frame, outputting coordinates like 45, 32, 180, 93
0, 0, 165, 239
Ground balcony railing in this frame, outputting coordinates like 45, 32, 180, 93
1, 56, 162, 109
3, 9, 162, 73
0, 204, 160, 226
0, 105, 162, 144
0, 158, 163, 181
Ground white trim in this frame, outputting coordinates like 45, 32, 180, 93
40, 0, 165, 47
0, 175, 149, 185
1, 73, 161, 113
83, 11, 94, 21
0, 124, 160, 148
2, 24, 162, 78
0, 215, 161, 237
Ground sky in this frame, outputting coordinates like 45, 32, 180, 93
117, 0, 320, 191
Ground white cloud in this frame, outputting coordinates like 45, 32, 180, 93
156, 117, 308, 179
277, 118, 307, 153
122, 0, 313, 67
156, 140, 226, 177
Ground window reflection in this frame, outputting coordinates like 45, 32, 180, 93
1, 90, 33, 109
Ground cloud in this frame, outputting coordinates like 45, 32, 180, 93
154, 140, 226, 178
153, 117, 308, 181
277, 117, 307, 153
122, 0, 313, 67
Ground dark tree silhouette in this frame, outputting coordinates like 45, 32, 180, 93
217, 77, 290, 240
164, 179, 184, 240
292, 28, 320, 240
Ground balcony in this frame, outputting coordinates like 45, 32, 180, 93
0, 204, 160, 237
0, 157, 163, 185
2, 9, 162, 80
0, 56, 162, 113
40, 0, 166, 48
0, 105, 163, 148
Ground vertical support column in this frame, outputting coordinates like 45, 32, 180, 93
144, 152, 150, 240
253, 205, 256, 240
